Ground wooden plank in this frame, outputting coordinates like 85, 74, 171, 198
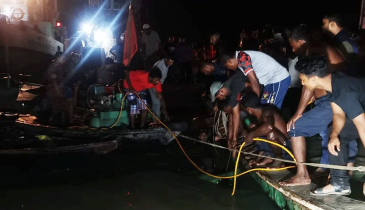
242, 160, 365, 210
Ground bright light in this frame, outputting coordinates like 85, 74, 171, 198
4, 7, 11, 13
94, 28, 113, 48
81, 23, 93, 34
56, 21, 62, 27
94, 29, 110, 43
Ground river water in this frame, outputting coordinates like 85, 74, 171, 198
0, 140, 280, 210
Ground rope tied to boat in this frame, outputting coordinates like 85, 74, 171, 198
178, 135, 365, 172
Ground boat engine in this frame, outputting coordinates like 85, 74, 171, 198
87, 85, 128, 128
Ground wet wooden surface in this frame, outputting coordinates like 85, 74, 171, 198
253, 168, 365, 210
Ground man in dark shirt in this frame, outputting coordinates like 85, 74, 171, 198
201, 61, 229, 83
210, 70, 249, 153
322, 14, 361, 77
296, 56, 365, 196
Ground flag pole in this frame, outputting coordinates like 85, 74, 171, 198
128, 1, 132, 67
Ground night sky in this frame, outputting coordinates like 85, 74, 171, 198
58, 0, 362, 44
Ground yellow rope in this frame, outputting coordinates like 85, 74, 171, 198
107, 81, 297, 196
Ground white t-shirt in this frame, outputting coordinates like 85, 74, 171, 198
288, 56, 301, 88
236, 50, 289, 86
141, 30, 161, 57
153, 59, 169, 84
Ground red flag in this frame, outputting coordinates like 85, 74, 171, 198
123, 4, 138, 66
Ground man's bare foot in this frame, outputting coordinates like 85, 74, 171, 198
279, 175, 311, 186
248, 159, 257, 168
256, 158, 273, 167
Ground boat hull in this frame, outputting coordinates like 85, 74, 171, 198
0, 114, 183, 156
0, 24, 63, 84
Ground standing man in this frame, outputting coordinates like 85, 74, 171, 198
110, 34, 124, 64
296, 56, 365, 196
149, 55, 174, 124
141, 24, 161, 72
322, 14, 361, 77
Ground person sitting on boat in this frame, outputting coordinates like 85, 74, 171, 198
240, 92, 293, 168
124, 67, 168, 129
295, 56, 365, 196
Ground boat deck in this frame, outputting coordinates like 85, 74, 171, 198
245, 162, 365, 210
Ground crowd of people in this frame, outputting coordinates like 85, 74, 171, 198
44, 12, 365, 197
200, 14, 365, 197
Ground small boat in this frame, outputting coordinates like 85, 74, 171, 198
0, 114, 185, 156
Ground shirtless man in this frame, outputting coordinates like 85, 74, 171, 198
241, 92, 292, 168
280, 25, 345, 186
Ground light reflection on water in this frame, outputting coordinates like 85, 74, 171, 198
0, 145, 279, 210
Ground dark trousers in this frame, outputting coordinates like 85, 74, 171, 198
328, 117, 359, 188
144, 54, 160, 72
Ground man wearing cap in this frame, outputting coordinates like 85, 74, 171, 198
210, 70, 249, 151
141, 24, 161, 72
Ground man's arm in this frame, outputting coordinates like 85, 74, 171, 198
287, 86, 314, 131
246, 111, 275, 143
353, 113, 365, 147
246, 72, 261, 97
328, 102, 346, 156
155, 32, 162, 55
141, 35, 146, 57
237, 51, 261, 97
124, 70, 136, 93
156, 91, 170, 122
231, 103, 241, 146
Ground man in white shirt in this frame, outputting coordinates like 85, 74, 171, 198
141, 24, 161, 72
149, 55, 174, 124
221, 50, 291, 109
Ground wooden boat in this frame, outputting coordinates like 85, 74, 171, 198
240, 159, 365, 210
0, 114, 184, 156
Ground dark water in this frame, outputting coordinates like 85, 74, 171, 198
0, 140, 280, 210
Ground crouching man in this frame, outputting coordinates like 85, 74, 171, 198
124, 68, 168, 129
296, 56, 365, 196
241, 92, 293, 168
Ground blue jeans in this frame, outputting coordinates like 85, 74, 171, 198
261, 75, 291, 109
288, 95, 333, 138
